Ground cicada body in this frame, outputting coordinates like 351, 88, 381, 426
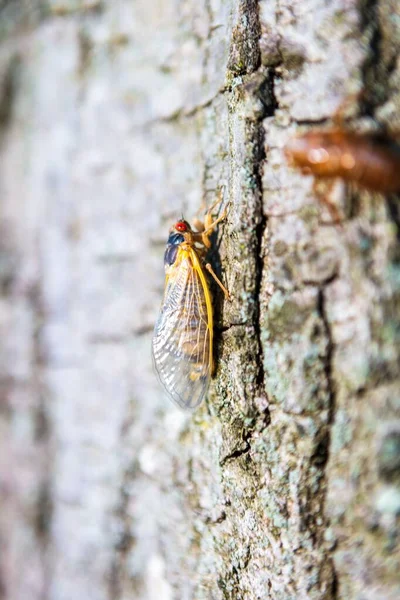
285, 130, 400, 193
152, 206, 229, 410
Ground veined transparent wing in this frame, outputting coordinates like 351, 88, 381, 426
152, 247, 213, 410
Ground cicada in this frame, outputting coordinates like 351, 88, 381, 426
285, 129, 400, 193
285, 129, 400, 223
152, 198, 230, 410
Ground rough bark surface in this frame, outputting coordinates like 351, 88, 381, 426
0, 1, 399, 599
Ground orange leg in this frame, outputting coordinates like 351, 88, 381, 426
193, 189, 224, 231
192, 188, 227, 248
193, 188, 231, 300
205, 263, 231, 301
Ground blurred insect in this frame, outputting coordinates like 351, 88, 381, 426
285, 130, 400, 192
285, 129, 400, 221
152, 194, 230, 410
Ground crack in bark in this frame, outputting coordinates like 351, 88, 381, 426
316, 287, 339, 600
254, 217, 267, 394
359, 0, 392, 117
220, 440, 251, 465
214, 321, 250, 333
289, 117, 332, 126
204, 510, 227, 525
252, 71, 276, 406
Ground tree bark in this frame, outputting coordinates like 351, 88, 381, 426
0, 1, 399, 599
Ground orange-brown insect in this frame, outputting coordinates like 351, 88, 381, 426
152, 196, 230, 410
285, 130, 400, 193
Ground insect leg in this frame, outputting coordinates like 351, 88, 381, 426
192, 198, 228, 247
199, 190, 228, 247
204, 187, 225, 224
204, 209, 227, 237
193, 188, 225, 234
192, 211, 227, 248
205, 263, 231, 300
313, 178, 344, 225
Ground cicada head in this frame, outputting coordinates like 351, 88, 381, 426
163, 219, 193, 268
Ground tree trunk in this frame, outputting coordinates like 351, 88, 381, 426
0, 1, 399, 599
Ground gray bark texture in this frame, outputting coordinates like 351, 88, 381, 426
0, 1, 399, 599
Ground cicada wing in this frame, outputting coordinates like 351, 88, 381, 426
152, 249, 212, 410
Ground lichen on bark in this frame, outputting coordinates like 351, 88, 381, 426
0, 1, 399, 599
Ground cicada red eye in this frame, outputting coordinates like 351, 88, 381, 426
175, 221, 188, 232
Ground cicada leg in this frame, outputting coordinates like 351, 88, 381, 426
193, 188, 231, 301
193, 188, 227, 248
313, 178, 344, 225
205, 263, 231, 300
193, 187, 225, 229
